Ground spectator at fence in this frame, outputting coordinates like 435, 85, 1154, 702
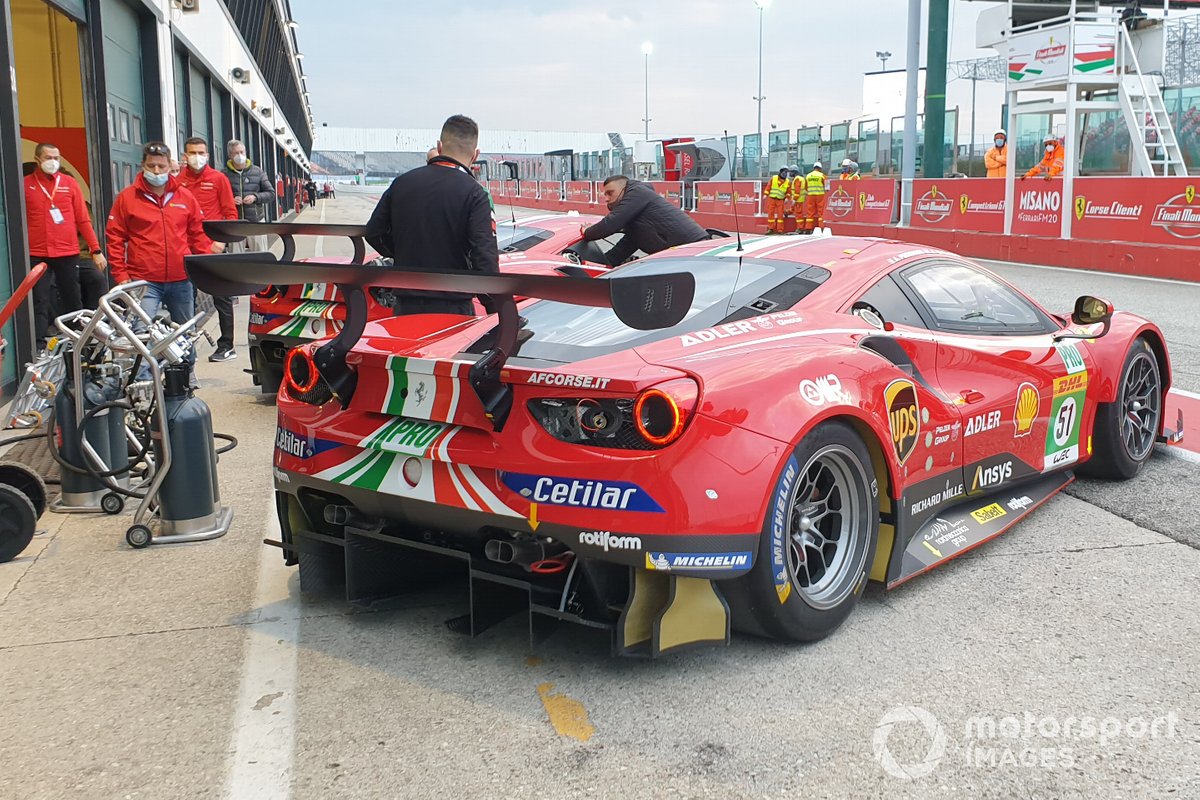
24, 142, 107, 347
986, 129, 1009, 178
1022, 135, 1064, 180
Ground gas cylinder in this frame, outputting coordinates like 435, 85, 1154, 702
153, 364, 219, 525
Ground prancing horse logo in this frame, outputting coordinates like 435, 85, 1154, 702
959, 194, 969, 215
1187, 185, 1196, 204
1075, 195, 1087, 220
414, 381, 427, 404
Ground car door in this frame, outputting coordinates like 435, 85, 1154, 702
895, 259, 1091, 499
854, 271, 966, 521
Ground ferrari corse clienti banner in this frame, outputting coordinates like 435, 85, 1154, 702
1073, 177, 1200, 245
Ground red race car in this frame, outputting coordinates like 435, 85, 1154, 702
206, 218, 610, 394
187, 233, 1179, 657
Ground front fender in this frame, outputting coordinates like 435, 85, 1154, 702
1077, 313, 1172, 404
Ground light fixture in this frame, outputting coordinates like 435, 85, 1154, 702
753, 0, 771, 8
641, 41, 653, 56
287, 19, 298, 28
295, 53, 304, 60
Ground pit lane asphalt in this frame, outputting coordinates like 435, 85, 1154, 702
0, 192, 1195, 800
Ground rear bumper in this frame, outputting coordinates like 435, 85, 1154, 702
274, 467, 761, 579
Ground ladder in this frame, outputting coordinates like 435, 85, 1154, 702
1116, 25, 1189, 177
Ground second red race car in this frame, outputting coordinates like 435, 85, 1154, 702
186, 230, 1180, 657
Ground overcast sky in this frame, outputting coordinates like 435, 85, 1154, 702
292, 0, 1003, 138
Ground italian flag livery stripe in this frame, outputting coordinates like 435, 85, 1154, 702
297, 283, 339, 301
381, 356, 469, 423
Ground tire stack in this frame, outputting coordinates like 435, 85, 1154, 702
0, 461, 47, 563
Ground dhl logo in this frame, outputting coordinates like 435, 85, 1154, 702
1053, 372, 1088, 397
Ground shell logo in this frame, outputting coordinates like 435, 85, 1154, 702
1014, 382, 1040, 437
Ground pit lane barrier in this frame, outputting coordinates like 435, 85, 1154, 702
493, 176, 1200, 282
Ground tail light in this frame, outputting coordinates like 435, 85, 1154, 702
634, 379, 698, 447
256, 284, 282, 299
284, 346, 332, 404
528, 378, 699, 450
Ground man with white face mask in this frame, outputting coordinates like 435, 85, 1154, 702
179, 136, 239, 361
105, 141, 210, 372
1022, 134, 1065, 181
221, 139, 275, 253
24, 142, 106, 346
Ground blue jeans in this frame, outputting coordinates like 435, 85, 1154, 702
138, 280, 196, 370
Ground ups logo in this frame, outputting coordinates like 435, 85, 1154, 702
884, 378, 921, 466
1075, 195, 1086, 220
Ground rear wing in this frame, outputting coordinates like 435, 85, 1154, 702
203, 221, 370, 264
184, 251, 695, 429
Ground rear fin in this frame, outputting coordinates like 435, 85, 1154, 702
203, 221, 369, 264
185, 251, 695, 429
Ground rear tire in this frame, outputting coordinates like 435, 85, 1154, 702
729, 420, 879, 642
1080, 337, 1161, 480
0, 484, 37, 563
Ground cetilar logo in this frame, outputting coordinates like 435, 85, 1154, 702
500, 472, 665, 512
873, 706, 947, 780
275, 427, 312, 459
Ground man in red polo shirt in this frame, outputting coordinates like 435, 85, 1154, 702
105, 141, 209, 370
178, 136, 239, 362
24, 142, 107, 345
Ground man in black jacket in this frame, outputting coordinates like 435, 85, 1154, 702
580, 176, 708, 266
365, 115, 498, 316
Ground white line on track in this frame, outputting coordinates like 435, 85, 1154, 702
1171, 387, 1200, 401
224, 497, 299, 800
979, 257, 1200, 287
313, 200, 326, 258
1158, 443, 1200, 465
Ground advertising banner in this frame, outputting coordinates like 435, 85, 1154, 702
1072, 23, 1116, 77
538, 181, 563, 202
1008, 23, 1071, 84
1073, 177, 1200, 246
909, 178, 1005, 233
648, 181, 684, 207
695, 181, 761, 215
565, 181, 593, 204
825, 178, 897, 224
519, 181, 539, 200
1012, 182, 1063, 236
494, 180, 509, 198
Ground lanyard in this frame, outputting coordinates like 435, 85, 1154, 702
38, 174, 62, 208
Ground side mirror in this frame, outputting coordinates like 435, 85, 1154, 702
1071, 295, 1113, 327
852, 302, 892, 331
1056, 295, 1113, 341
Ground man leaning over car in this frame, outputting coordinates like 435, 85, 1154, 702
579, 175, 709, 266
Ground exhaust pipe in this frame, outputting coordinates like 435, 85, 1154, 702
484, 537, 562, 572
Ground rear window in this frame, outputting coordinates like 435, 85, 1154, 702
466, 257, 829, 363
497, 224, 554, 252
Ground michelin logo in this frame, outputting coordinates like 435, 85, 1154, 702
645, 551, 753, 572
578, 530, 642, 552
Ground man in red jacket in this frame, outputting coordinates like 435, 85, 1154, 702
105, 141, 210, 368
178, 136, 240, 362
24, 142, 107, 345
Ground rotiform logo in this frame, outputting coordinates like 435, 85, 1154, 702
578, 530, 642, 552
